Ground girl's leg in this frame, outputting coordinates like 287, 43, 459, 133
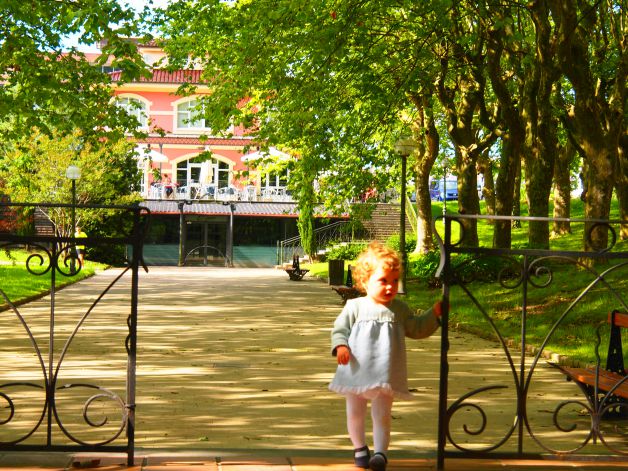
345, 393, 368, 448
371, 394, 393, 454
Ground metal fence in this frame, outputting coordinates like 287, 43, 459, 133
277, 220, 362, 264
0, 202, 149, 466
435, 214, 627, 469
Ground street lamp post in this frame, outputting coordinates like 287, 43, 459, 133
178, 200, 193, 266
222, 201, 235, 267
442, 164, 447, 216
65, 165, 81, 273
394, 138, 417, 296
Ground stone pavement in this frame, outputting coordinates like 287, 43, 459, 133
0, 267, 626, 470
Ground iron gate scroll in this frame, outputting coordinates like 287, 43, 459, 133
0, 202, 149, 466
435, 215, 628, 469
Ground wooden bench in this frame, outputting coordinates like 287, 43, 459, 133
331, 285, 362, 304
284, 256, 309, 281
553, 311, 627, 418
330, 264, 362, 304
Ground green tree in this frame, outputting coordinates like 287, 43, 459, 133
159, 0, 625, 253
0, 0, 151, 143
550, 0, 627, 248
0, 130, 141, 238
158, 1, 448, 244
435, 2, 499, 247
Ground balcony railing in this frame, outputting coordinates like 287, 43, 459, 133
144, 183, 294, 203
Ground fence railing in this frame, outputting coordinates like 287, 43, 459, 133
434, 214, 627, 469
405, 195, 417, 235
0, 202, 149, 466
277, 220, 362, 265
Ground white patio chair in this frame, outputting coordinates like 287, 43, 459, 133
241, 186, 257, 201
216, 186, 238, 201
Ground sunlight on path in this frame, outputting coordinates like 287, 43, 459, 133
0, 267, 592, 455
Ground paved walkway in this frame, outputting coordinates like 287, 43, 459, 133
1, 449, 627, 470
0, 267, 626, 469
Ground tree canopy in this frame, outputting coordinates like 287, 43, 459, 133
158, 0, 625, 251
0, 129, 141, 237
1, 0, 151, 142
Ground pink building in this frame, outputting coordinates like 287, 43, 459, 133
106, 41, 342, 267
109, 42, 288, 202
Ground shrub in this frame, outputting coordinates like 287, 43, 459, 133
386, 233, 417, 254
323, 242, 367, 261
408, 250, 442, 281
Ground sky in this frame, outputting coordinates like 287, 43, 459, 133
63, 0, 171, 52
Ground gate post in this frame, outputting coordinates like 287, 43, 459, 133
436, 216, 451, 470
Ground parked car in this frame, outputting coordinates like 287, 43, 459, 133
430, 178, 458, 201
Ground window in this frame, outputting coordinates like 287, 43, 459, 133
216, 161, 230, 188
176, 157, 230, 189
117, 97, 147, 127
176, 99, 209, 129
264, 169, 289, 188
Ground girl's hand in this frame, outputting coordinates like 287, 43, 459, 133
336, 345, 350, 364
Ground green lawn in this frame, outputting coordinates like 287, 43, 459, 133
0, 248, 107, 309
307, 198, 627, 367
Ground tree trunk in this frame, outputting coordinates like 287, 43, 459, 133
552, 140, 575, 235
456, 147, 480, 246
584, 155, 614, 251
477, 151, 495, 217
551, 0, 626, 251
493, 135, 521, 248
523, 1, 560, 249
616, 134, 628, 240
408, 92, 439, 254
512, 158, 521, 229
436, 72, 495, 247
485, 12, 525, 249
414, 169, 434, 254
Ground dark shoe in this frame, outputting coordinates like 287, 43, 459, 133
368, 452, 387, 471
353, 445, 370, 468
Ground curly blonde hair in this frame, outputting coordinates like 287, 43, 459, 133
352, 241, 401, 292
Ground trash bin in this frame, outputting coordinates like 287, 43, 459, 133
328, 259, 345, 285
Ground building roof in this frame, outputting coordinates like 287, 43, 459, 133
110, 69, 204, 84
142, 200, 349, 219
144, 200, 299, 218
142, 136, 254, 146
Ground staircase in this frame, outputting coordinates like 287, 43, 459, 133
361, 203, 413, 240
277, 202, 415, 264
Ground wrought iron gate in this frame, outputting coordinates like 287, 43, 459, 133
435, 214, 627, 469
0, 202, 149, 466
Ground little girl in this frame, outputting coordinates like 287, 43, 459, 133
329, 242, 442, 471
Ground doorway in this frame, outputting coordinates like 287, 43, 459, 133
184, 218, 228, 266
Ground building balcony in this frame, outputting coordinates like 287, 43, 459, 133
144, 183, 294, 203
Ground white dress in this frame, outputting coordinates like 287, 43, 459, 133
329, 297, 439, 400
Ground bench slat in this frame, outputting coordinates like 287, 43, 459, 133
331, 285, 361, 304
609, 311, 628, 328
558, 366, 628, 400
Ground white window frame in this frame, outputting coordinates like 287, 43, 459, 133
116, 95, 149, 129
175, 98, 211, 132
263, 168, 290, 189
